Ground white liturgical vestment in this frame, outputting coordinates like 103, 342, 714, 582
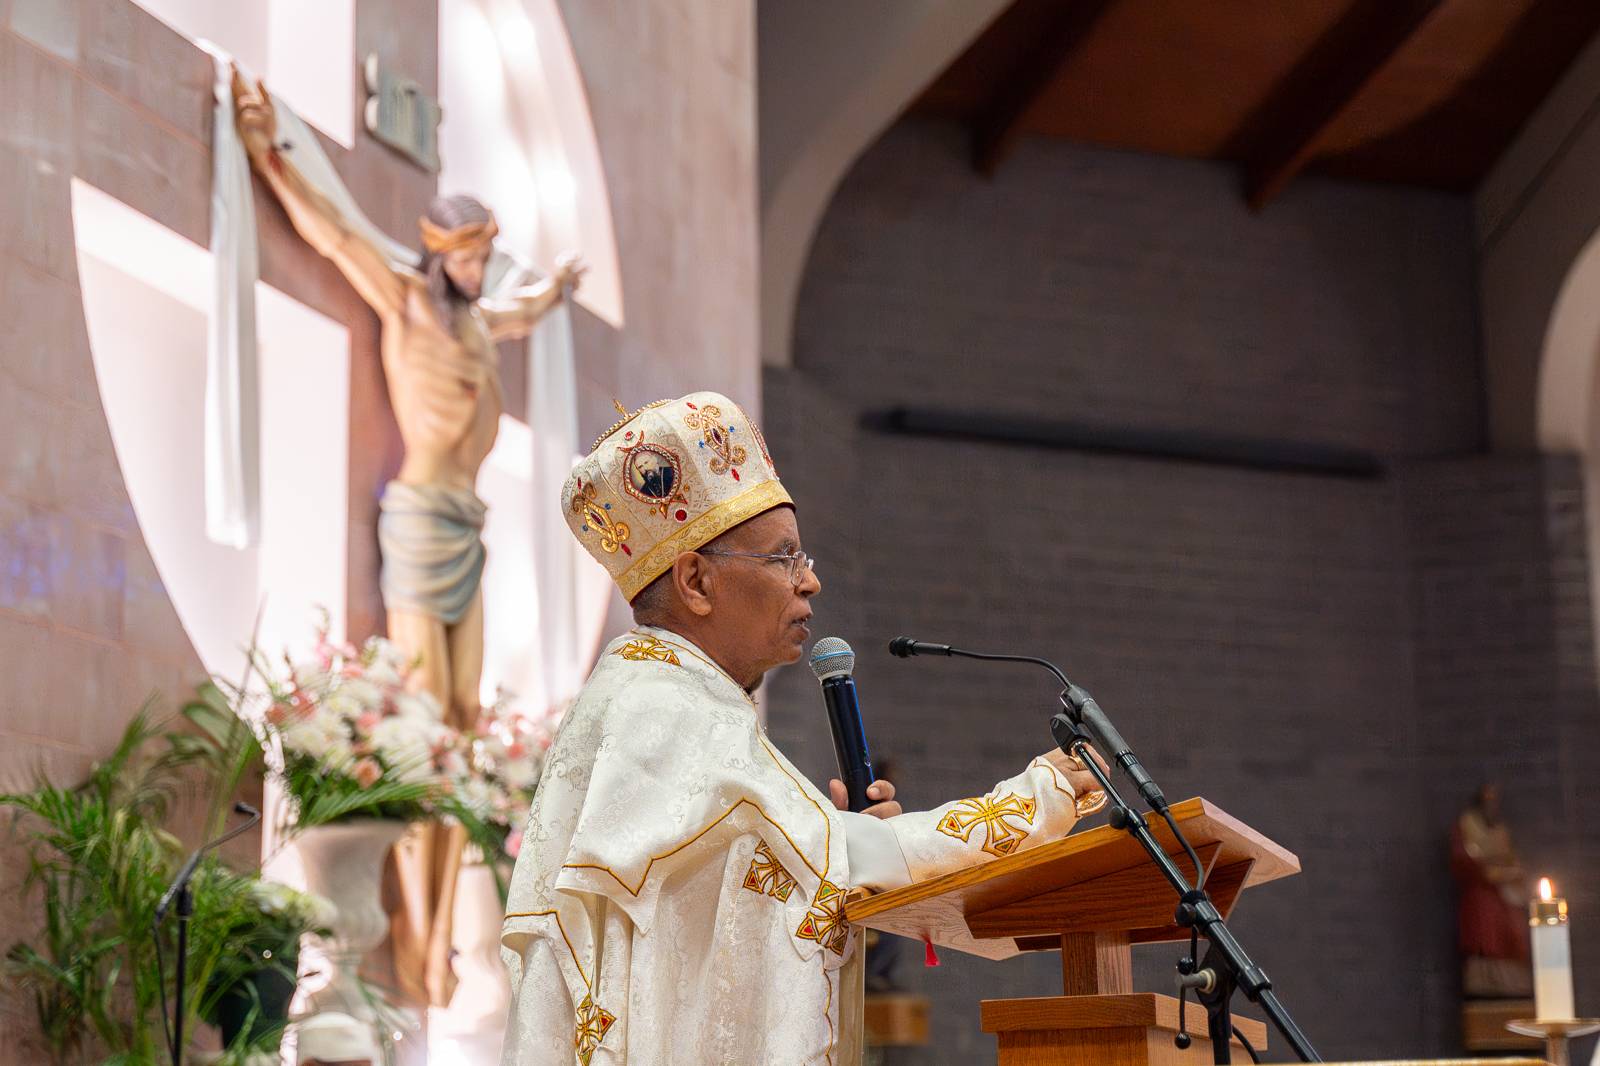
500, 626, 1091, 1065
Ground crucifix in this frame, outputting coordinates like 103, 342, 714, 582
233, 69, 584, 1012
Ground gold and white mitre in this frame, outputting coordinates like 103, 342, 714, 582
562, 392, 791, 601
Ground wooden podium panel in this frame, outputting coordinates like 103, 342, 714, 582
982, 993, 1266, 1065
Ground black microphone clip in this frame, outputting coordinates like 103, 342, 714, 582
888, 636, 952, 658
155, 802, 262, 923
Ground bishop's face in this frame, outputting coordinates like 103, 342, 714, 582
443, 242, 492, 301
702, 507, 820, 682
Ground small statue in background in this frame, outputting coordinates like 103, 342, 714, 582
1451, 783, 1533, 998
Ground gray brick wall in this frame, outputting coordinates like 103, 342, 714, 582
763, 119, 1600, 1063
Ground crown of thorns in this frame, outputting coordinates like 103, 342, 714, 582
418, 213, 499, 254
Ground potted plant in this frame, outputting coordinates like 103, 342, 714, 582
202, 879, 333, 1051
1, 710, 308, 1064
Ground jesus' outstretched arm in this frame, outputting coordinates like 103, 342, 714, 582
230, 67, 407, 320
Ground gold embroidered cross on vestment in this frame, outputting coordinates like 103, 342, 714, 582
742, 839, 797, 901
795, 879, 849, 956
574, 993, 616, 1064
615, 635, 682, 666
936, 791, 1037, 857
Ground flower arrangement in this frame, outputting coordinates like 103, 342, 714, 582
453, 693, 563, 858
258, 624, 462, 830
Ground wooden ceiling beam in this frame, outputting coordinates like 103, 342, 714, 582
971, 0, 1120, 177
1235, 0, 1448, 210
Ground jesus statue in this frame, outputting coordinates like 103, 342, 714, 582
232, 70, 585, 1012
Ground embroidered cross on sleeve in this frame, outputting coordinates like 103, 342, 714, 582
935, 792, 1038, 857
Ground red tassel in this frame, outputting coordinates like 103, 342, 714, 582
923, 936, 940, 967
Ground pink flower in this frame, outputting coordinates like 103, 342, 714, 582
352, 758, 382, 789
356, 711, 382, 732
505, 831, 522, 859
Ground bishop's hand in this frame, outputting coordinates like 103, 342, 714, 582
829, 778, 901, 819
230, 65, 278, 161
1040, 745, 1110, 803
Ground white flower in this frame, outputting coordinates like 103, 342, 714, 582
249, 879, 299, 914
337, 678, 384, 711
501, 754, 542, 791
281, 716, 352, 768
250, 881, 337, 929
363, 636, 409, 669
291, 664, 330, 692
394, 691, 443, 724
437, 747, 469, 780
321, 693, 363, 724
457, 776, 498, 817
361, 649, 405, 688
369, 716, 445, 784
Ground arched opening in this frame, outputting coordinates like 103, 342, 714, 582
1536, 222, 1600, 677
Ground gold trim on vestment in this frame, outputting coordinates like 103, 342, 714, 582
563, 796, 824, 894
626, 630, 754, 706
823, 966, 836, 1066
615, 630, 836, 877
555, 688, 835, 894
616, 480, 794, 600
502, 908, 590, 988
759, 736, 833, 879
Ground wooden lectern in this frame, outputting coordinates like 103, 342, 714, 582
844, 798, 1299, 1065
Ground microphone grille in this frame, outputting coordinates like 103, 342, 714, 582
809, 637, 855, 681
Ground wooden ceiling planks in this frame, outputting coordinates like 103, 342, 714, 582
911, 0, 1600, 204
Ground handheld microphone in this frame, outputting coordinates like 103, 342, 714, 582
809, 637, 876, 812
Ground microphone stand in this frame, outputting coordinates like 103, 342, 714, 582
153, 802, 261, 1066
891, 639, 1321, 1063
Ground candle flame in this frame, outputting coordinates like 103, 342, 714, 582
1539, 877, 1554, 902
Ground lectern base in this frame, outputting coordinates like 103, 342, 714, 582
982, 993, 1268, 1066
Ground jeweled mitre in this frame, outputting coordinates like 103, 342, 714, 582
562, 392, 791, 601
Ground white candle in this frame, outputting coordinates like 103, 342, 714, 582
1531, 877, 1575, 1022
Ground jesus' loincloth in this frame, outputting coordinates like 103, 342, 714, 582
378, 481, 489, 625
